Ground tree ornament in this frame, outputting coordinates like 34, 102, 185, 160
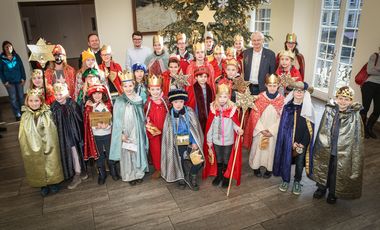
196, 5, 216, 27
218, 0, 229, 8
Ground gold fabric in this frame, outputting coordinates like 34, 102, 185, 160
313, 102, 364, 199
19, 105, 64, 187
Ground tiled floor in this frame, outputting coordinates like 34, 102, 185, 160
0, 99, 379, 230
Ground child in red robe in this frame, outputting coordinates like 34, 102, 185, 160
276, 50, 302, 95
187, 66, 214, 133
209, 45, 224, 78
161, 55, 181, 97
203, 83, 244, 187
144, 74, 169, 179
29, 69, 55, 105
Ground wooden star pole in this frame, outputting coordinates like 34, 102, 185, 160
227, 86, 257, 197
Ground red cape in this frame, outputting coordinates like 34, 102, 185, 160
44, 64, 76, 99
99, 61, 123, 95
242, 92, 284, 149
202, 106, 243, 186
83, 100, 113, 160
186, 60, 216, 94
275, 65, 302, 82
276, 53, 305, 81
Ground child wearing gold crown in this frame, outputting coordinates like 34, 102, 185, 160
243, 74, 285, 179
144, 35, 169, 76
273, 81, 315, 195
186, 42, 216, 93
161, 89, 204, 191
209, 45, 225, 78
19, 88, 63, 197
276, 50, 302, 95
187, 66, 215, 133
51, 82, 87, 190
203, 84, 244, 187
109, 71, 149, 186
312, 86, 364, 204
144, 74, 169, 179
83, 83, 114, 185
234, 34, 245, 68
215, 58, 241, 102
29, 69, 55, 105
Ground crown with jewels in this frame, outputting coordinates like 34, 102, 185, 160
147, 74, 162, 87
286, 33, 297, 43
336, 86, 354, 100
213, 45, 224, 54
225, 47, 236, 58
279, 50, 295, 60
193, 42, 205, 52
225, 58, 239, 68
53, 82, 69, 96
119, 70, 135, 82
216, 83, 230, 95
81, 48, 95, 62
101, 44, 112, 54
153, 34, 164, 45
234, 34, 244, 42
27, 87, 44, 97
265, 74, 280, 84
31, 69, 43, 78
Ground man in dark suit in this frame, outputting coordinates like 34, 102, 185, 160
78, 33, 102, 69
243, 31, 276, 95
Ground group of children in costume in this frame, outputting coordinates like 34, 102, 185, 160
18, 32, 363, 206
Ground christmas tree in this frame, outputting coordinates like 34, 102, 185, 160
157, 0, 266, 52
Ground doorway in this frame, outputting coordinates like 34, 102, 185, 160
18, 0, 97, 69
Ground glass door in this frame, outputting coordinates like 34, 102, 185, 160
313, 0, 362, 100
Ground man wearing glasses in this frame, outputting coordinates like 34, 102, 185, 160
125, 31, 152, 71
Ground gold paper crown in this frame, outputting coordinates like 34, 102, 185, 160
31, 69, 43, 78
217, 83, 230, 95
213, 45, 224, 54
286, 33, 297, 43
153, 35, 164, 45
279, 50, 295, 60
101, 44, 112, 54
225, 47, 236, 57
53, 82, 69, 96
147, 74, 162, 87
119, 70, 135, 82
82, 48, 96, 62
265, 74, 280, 84
225, 58, 239, 68
234, 34, 244, 42
193, 42, 205, 52
176, 33, 186, 42
336, 86, 354, 100
27, 88, 44, 97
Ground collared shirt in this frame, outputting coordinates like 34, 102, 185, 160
125, 46, 152, 70
249, 49, 263, 84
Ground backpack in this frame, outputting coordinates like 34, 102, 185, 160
355, 53, 379, 86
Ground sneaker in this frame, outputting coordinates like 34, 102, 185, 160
129, 180, 137, 186
292, 181, 303, 195
68, 175, 82, 190
81, 172, 89, 180
313, 188, 326, 199
279, 181, 289, 192
40, 186, 49, 197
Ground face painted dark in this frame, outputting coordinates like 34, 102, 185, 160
54, 54, 63, 64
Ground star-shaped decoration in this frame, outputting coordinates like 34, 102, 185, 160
232, 76, 251, 93
197, 5, 216, 27
27, 38, 55, 68
236, 88, 257, 112
173, 70, 190, 89
279, 73, 295, 88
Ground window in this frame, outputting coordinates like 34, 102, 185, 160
250, 4, 271, 47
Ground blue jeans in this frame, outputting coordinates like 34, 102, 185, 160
6, 83, 24, 118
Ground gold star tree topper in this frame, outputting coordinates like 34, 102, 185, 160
27, 38, 55, 68
197, 5, 216, 27
173, 70, 190, 89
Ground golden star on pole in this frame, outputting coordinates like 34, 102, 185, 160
232, 76, 251, 93
196, 5, 216, 27
236, 88, 257, 112
173, 70, 190, 89
27, 38, 55, 68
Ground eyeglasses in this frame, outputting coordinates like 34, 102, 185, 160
133, 38, 142, 41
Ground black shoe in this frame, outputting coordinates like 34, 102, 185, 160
263, 170, 272, 179
221, 177, 230, 188
326, 193, 337, 204
212, 163, 223, 186
136, 179, 143, 184
313, 188, 326, 199
0, 127, 6, 132
40, 186, 49, 197
49, 184, 60, 194
97, 167, 107, 185
16, 116, 21, 122
129, 180, 137, 186
189, 174, 199, 191
109, 161, 120, 181
178, 180, 186, 190
254, 169, 262, 177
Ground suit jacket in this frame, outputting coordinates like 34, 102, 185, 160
243, 47, 276, 93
